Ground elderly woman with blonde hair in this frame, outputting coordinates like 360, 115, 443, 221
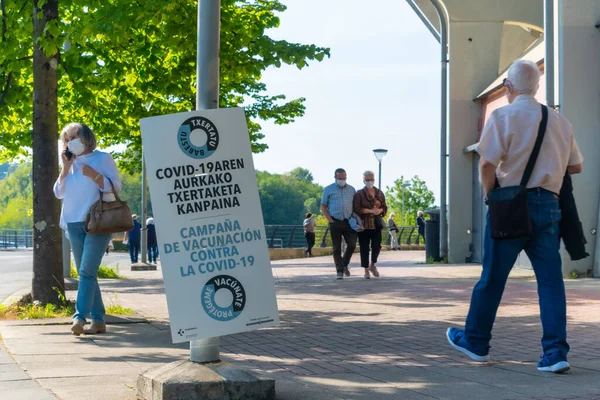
353, 170, 387, 279
53, 122, 121, 336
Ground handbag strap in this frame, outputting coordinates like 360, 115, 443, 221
520, 105, 548, 186
97, 177, 124, 206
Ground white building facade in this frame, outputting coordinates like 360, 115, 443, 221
407, 0, 600, 275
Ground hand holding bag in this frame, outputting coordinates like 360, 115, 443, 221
85, 178, 134, 234
486, 105, 548, 240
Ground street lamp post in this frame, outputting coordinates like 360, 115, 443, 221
401, 182, 412, 225
372, 149, 388, 189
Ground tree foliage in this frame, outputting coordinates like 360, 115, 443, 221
257, 168, 322, 225
0, 0, 330, 169
0, 163, 32, 229
385, 175, 435, 226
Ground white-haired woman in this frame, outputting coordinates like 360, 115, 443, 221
53, 122, 121, 336
353, 170, 387, 279
387, 213, 399, 250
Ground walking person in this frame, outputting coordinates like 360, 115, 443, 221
321, 168, 357, 280
446, 60, 583, 373
416, 211, 426, 245
146, 217, 159, 264
123, 215, 141, 264
388, 213, 399, 250
353, 171, 387, 279
53, 122, 121, 336
303, 213, 317, 257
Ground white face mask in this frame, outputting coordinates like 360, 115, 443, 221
364, 181, 374, 189
67, 138, 86, 156
336, 179, 346, 187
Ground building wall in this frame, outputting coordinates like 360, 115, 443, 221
558, 0, 600, 275
447, 21, 504, 263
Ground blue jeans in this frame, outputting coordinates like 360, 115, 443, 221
465, 189, 569, 355
148, 246, 159, 263
128, 240, 140, 263
67, 222, 111, 324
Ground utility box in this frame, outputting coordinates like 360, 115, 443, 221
425, 209, 440, 262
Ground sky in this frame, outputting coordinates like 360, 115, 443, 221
252, 0, 441, 203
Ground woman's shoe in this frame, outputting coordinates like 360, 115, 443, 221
84, 321, 107, 334
368, 263, 380, 277
364, 269, 370, 279
71, 319, 85, 336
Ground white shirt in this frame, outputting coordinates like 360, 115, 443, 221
477, 95, 583, 194
53, 150, 121, 230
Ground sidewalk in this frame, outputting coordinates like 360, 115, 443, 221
3, 251, 600, 399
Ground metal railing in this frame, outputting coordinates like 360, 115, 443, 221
264, 225, 423, 249
0, 229, 33, 249
0, 226, 424, 250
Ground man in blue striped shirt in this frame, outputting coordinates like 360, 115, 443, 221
321, 168, 357, 280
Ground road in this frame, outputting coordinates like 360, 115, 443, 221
0, 249, 131, 303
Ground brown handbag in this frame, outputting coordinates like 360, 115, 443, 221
84, 178, 134, 234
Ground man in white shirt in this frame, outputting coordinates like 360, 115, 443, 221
446, 60, 583, 373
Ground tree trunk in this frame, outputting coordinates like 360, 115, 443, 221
32, 0, 63, 304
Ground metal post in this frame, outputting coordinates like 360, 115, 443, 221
429, 0, 449, 259
544, 0, 558, 111
378, 160, 382, 189
62, 230, 71, 278
402, 190, 405, 225
190, 0, 221, 364
141, 153, 147, 264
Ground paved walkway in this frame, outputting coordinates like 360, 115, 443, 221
3, 251, 600, 399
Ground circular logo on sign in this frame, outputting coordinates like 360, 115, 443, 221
177, 116, 219, 159
201, 275, 246, 321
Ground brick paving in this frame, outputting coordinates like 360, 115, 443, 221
4, 250, 600, 399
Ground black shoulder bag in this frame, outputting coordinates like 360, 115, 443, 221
486, 105, 548, 240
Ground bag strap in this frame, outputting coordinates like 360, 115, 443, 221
97, 177, 124, 203
520, 105, 548, 186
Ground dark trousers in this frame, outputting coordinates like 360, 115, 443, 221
417, 231, 425, 245
147, 246, 159, 263
358, 229, 382, 268
128, 240, 140, 263
305, 232, 315, 255
329, 220, 357, 273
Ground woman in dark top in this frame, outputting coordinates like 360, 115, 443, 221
146, 217, 159, 264
353, 170, 387, 279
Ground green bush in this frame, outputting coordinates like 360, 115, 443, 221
71, 264, 126, 279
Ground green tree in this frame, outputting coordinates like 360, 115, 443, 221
256, 168, 323, 225
118, 169, 152, 218
289, 167, 314, 183
0, 163, 33, 229
386, 175, 435, 226
1, 0, 330, 170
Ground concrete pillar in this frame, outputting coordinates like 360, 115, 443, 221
447, 21, 504, 263
557, 0, 600, 275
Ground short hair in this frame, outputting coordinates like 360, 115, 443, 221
334, 168, 346, 177
507, 59, 540, 95
60, 122, 97, 151
389, 213, 395, 219
305, 212, 312, 219
418, 210, 423, 215
363, 170, 375, 178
